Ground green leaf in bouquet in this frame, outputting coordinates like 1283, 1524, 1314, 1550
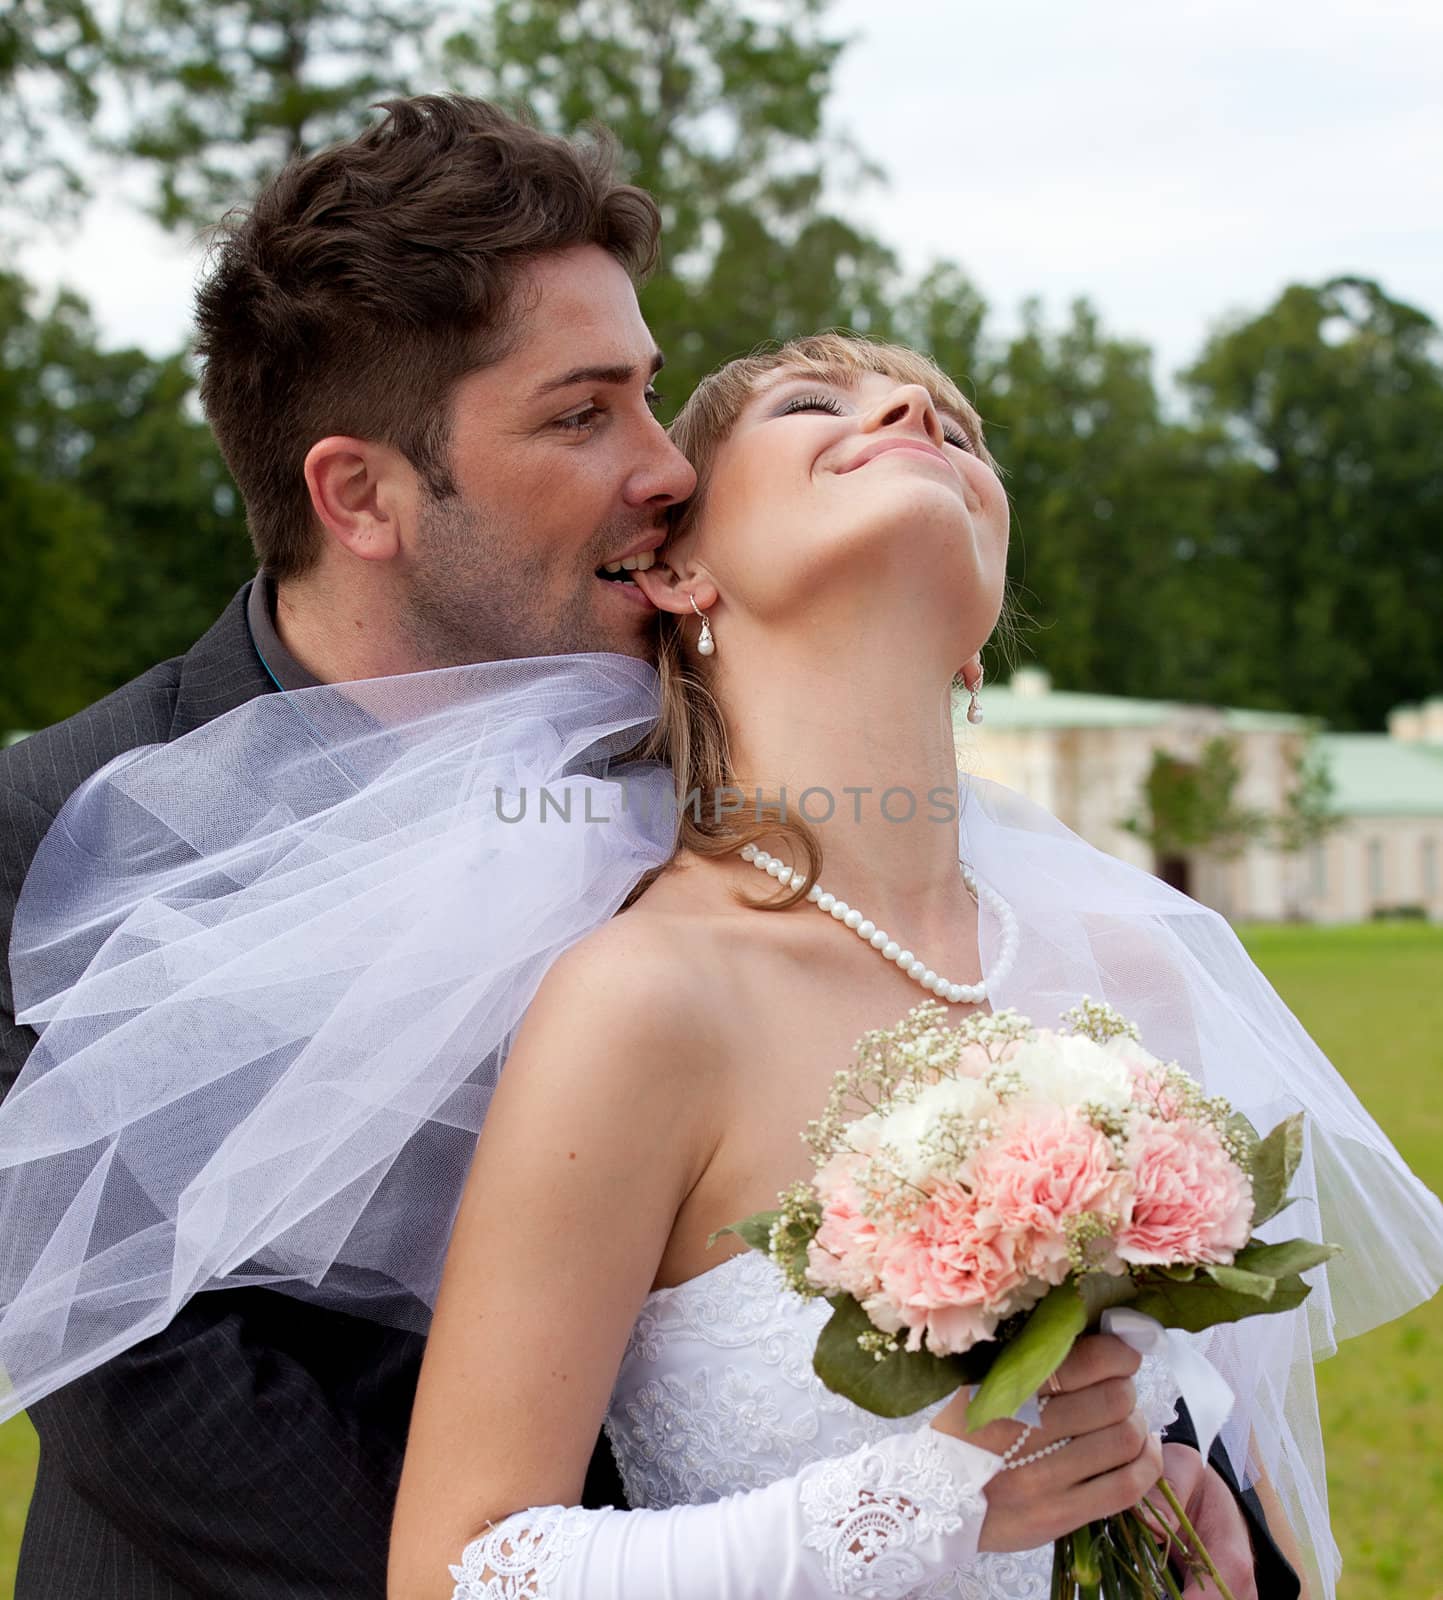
1205, 1264, 1276, 1299
1130, 1270, 1313, 1332
966, 1284, 1088, 1429
709, 1210, 779, 1256
1232, 1238, 1340, 1277
812, 1295, 970, 1418
1248, 1113, 1305, 1227
1225, 1109, 1262, 1166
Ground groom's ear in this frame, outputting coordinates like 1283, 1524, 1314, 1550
303, 436, 416, 564
631, 558, 718, 616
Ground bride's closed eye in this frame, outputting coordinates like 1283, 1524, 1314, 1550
776, 391, 974, 453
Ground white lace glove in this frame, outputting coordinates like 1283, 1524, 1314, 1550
448, 1424, 1002, 1600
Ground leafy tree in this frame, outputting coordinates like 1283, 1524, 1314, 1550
0, 0, 105, 220
1184, 276, 1443, 729
100, 0, 907, 396
441, 0, 901, 404
110, 0, 435, 229
1272, 736, 1342, 856
0, 272, 252, 730
1268, 735, 1345, 920
976, 297, 1221, 700
0, 273, 112, 730
894, 262, 989, 404
1120, 736, 1267, 865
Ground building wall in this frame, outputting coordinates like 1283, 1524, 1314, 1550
961, 717, 1443, 923
1297, 817, 1443, 923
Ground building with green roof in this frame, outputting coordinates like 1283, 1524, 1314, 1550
954, 669, 1443, 923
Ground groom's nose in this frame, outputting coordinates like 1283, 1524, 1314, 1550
625, 426, 697, 510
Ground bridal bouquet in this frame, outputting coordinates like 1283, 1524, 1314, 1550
719, 999, 1336, 1599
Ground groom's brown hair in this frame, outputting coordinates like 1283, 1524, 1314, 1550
194, 95, 660, 580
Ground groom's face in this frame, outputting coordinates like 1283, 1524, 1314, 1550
401, 246, 696, 665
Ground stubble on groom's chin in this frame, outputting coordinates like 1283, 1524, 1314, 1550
403, 495, 662, 666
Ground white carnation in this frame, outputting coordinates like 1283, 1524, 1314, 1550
1008, 1032, 1134, 1113
872, 1074, 998, 1183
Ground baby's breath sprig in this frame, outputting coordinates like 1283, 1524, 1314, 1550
1061, 996, 1140, 1046
855, 1150, 927, 1224
918, 1109, 991, 1174
1085, 1103, 1131, 1151
768, 1182, 824, 1296
1132, 1061, 1244, 1150
802, 1003, 1036, 1166
1065, 1210, 1123, 1273
857, 1330, 901, 1362
954, 1008, 1035, 1049
984, 1064, 1025, 1104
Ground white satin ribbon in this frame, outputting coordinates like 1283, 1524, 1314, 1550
1101, 1306, 1236, 1459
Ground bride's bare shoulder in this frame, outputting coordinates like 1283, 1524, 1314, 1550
514, 858, 743, 1078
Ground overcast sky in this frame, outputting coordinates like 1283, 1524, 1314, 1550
14, 0, 1443, 384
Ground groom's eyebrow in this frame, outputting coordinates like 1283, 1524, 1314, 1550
529, 350, 666, 400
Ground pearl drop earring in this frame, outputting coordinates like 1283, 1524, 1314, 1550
966, 664, 984, 725
689, 594, 715, 657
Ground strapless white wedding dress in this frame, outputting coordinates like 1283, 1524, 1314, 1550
449, 1252, 1182, 1599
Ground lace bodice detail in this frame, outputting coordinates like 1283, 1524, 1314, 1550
604, 1252, 1067, 1598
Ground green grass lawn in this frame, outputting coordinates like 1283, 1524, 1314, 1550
1237, 922, 1443, 1600
1, 922, 1440, 1596
0, 1410, 35, 1595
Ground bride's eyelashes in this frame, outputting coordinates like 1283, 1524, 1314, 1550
940, 418, 975, 452
775, 390, 975, 453
777, 391, 846, 420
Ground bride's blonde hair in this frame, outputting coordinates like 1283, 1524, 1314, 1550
621, 332, 1004, 912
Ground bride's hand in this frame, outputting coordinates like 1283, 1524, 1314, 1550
930, 1332, 1163, 1554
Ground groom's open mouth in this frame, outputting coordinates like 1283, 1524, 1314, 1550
595, 547, 658, 609
595, 548, 658, 584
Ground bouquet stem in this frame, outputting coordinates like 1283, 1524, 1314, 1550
1051, 1478, 1239, 1599
1152, 1477, 1239, 1600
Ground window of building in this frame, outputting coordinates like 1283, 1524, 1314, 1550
1424, 838, 1439, 900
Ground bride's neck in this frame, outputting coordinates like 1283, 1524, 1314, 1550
714, 636, 972, 936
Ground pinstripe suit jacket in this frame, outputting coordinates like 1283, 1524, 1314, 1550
0, 585, 624, 1599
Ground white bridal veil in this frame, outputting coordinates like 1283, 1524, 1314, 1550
2, 651, 1440, 1597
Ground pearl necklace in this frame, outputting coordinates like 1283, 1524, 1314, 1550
738, 843, 1018, 1005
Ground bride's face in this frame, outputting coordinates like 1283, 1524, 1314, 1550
645, 367, 1009, 658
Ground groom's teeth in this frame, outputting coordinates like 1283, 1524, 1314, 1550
600, 550, 656, 575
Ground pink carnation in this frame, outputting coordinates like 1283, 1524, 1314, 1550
875, 1181, 1038, 1356
967, 1105, 1128, 1282
1117, 1115, 1253, 1266
806, 1153, 886, 1300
